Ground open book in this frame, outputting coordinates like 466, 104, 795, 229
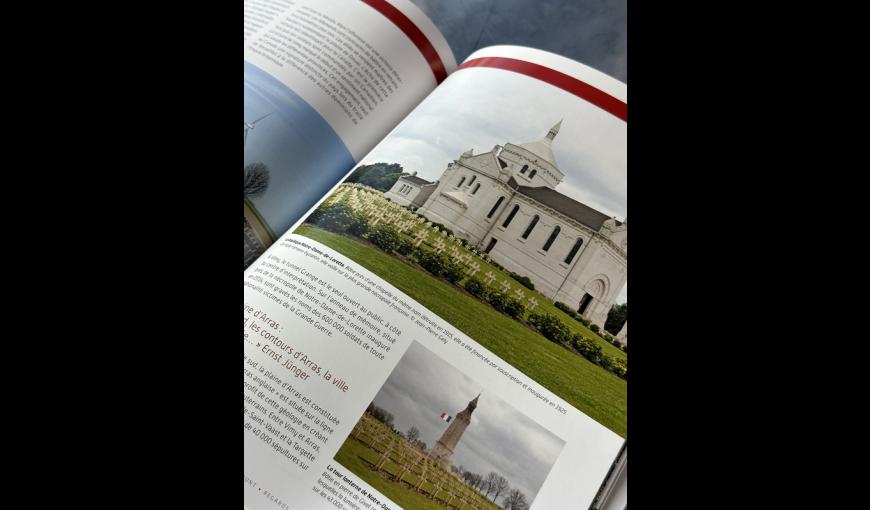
244, 1, 627, 509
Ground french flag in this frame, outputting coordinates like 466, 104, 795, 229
439, 411, 452, 423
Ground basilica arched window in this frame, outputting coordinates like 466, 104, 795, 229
529, 169, 537, 179
457, 176, 465, 188
564, 238, 583, 264
522, 215, 539, 239
502, 205, 519, 227
487, 196, 505, 219
472, 183, 481, 194
468, 175, 476, 186
520, 165, 528, 174
543, 225, 560, 251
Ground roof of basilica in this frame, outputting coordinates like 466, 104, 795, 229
400, 174, 434, 186
509, 177, 611, 231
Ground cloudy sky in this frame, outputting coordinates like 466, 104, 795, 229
357, 67, 627, 303
409, 0, 627, 82
368, 341, 565, 506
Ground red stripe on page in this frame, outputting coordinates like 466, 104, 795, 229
360, 0, 448, 84
458, 57, 627, 122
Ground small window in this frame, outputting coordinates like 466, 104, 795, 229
520, 165, 528, 174
564, 238, 584, 264
522, 215, 539, 239
529, 169, 537, 179
472, 183, 480, 194
487, 197, 505, 219
543, 226, 560, 251
502, 205, 519, 227
457, 176, 465, 188
498, 158, 508, 169
468, 175, 476, 186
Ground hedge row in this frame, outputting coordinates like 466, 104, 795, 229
463, 277, 525, 318
508, 271, 535, 291
528, 312, 627, 379
554, 301, 626, 351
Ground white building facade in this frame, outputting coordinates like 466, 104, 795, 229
406, 121, 626, 328
384, 172, 437, 209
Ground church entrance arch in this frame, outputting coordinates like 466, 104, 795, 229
578, 293, 593, 315
578, 278, 606, 316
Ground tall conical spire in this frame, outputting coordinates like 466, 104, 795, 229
546, 119, 563, 141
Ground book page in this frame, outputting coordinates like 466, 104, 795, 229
244, 46, 627, 510
244, 0, 456, 267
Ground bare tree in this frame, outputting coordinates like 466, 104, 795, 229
503, 488, 529, 510
406, 426, 420, 443
244, 162, 270, 198
473, 473, 485, 491
491, 474, 509, 502
484, 472, 500, 499
462, 470, 483, 490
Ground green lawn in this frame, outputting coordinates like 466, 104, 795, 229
334, 437, 498, 510
295, 225, 627, 437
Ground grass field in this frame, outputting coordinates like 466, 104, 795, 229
295, 225, 627, 437
334, 437, 500, 510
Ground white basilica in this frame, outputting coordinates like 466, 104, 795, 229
384, 121, 626, 328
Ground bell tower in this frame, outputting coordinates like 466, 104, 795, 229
429, 394, 479, 470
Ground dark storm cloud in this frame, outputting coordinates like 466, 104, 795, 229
410, 0, 627, 81
370, 342, 565, 504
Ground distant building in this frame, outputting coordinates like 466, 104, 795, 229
385, 121, 626, 328
384, 171, 437, 209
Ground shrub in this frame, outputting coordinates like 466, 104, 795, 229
417, 251, 462, 283
509, 272, 535, 291
555, 301, 578, 318
366, 224, 400, 253
418, 250, 447, 276
608, 357, 627, 378
590, 323, 601, 333
346, 214, 370, 237
502, 296, 526, 319
604, 333, 614, 343
578, 317, 591, 327
464, 278, 488, 300
395, 238, 415, 256
572, 334, 603, 363
487, 292, 508, 313
309, 202, 369, 236
528, 313, 571, 344
441, 258, 465, 284
429, 222, 454, 237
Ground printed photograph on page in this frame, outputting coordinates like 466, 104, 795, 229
293, 59, 628, 444
333, 341, 565, 510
